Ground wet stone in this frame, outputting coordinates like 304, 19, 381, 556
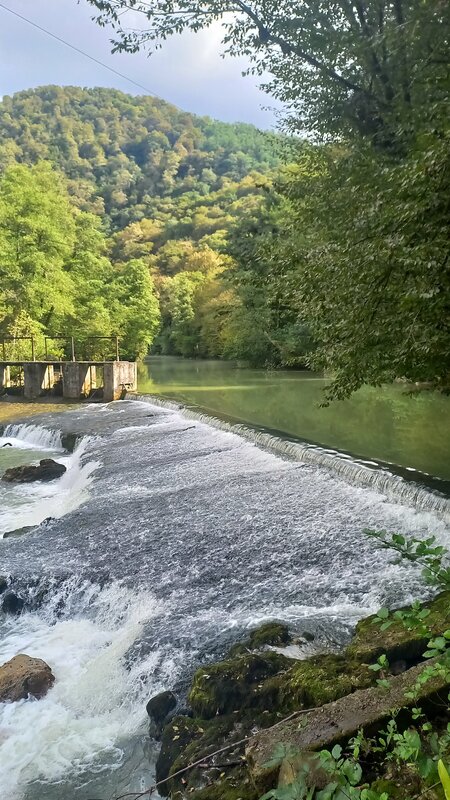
2, 459, 66, 483
2, 592, 25, 615
146, 690, 177, 739
0, 654, 55, 702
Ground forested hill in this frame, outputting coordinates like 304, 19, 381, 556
0, 85, 282, 365
0, 86, 279, 229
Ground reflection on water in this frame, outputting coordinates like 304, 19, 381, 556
138, 357, 450, 481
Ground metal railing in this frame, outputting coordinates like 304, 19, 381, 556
1, 335, 121, 362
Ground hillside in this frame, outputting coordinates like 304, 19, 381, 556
0, 86, 282, 363
0, 86, 279, 230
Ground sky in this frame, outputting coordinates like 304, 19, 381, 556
0, 0, 279, 128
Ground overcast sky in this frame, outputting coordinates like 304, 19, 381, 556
0, 0, 279, 128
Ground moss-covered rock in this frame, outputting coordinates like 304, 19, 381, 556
157, 594, 450, 798
347, 590, 450, 666
249, 622, 291, 649
229, 622, 291, 657
188, 651, 292, 719
156, 716, 202, 789
247, 658, 450, 793
273, 653, 372, 710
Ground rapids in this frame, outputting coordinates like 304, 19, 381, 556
0, 399, 449, 799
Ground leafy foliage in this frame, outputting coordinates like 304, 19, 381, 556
0, 86, 278, 362
87, 1, 450, 145
0, 86, 279, 231
0, 162, 160, 360
258, 528, 450, 800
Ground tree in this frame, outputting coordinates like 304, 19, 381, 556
0, 161, 162, 363
281, 137, 450, 399
156, 271, 207, 356
110, 259, 161, 359
0, 162, 75, 338
226, 179, 313, 367
64, 212, 115, 358
87, 1, 450, 145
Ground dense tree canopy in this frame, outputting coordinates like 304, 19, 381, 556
87, 1, 450, 146
0, 86, 279, 230
85, 2, 450, 396
0, 161, 161, 361
0, 72, 448, 398
0, 86, 278, 364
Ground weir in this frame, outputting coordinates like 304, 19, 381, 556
0, 334, 137, 401
0, 360, 137, 401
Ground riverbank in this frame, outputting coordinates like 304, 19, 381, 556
0, 398, 449, 798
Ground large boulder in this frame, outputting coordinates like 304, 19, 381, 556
2, 592, 25, 615
188, 651, 291, 719
2, 459, 66, 483
346, 590, 450, 666
146, 690, 177, 739
0, 654, 55, 702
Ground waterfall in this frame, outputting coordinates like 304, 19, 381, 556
133, 394, 450, 520
1, 423, 64, 451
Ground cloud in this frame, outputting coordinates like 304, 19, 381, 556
0, 0, 280, 128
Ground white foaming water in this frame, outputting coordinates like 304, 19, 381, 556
2, 423, 64, 451
0, 582, 171, 800
1, 400, 449, 799
134, 395, 450, 520
0, 427, 98, 538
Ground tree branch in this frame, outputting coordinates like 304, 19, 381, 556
234, 0, 373, 97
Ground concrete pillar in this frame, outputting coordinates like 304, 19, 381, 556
88, 365, 97, 392
0, 365, 10, 391
103, 361, 137, 402
62, 362, 93, 399
23, 363, 55, 399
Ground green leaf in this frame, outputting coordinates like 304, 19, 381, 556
438, 760, 450, 800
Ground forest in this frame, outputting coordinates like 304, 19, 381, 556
1, 0, 449, 399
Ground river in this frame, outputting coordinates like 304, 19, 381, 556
0, 370, 449, 799
138, 357, 450, 483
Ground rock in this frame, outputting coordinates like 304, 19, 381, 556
188, 651, 292, 719
274, 652, 373, 710
157, 714, 256, 799
61, 433, 79, 452
146, 690, 177, 738
156, 715, 202, 788
2, 592, 24, 615
346, 590, 450, 666
249, 622, 291, 649
155, 594, 450, 800
0, 654, 55, 702
2, 459, 66, 483
246, 658, 449, 792
229, 621, 291, 656
0, 576, 7, 594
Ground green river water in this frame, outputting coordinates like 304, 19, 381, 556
138, 357, 450, 482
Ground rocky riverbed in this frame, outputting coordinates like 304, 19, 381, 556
151, 593, 450, 799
